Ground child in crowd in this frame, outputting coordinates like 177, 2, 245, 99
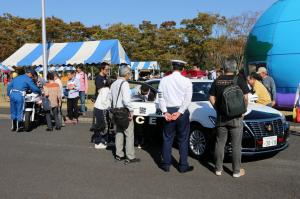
93, 79, 111, 149
43, 72, 62, 131
66, 71, 80, 124
53, 72, 64, 127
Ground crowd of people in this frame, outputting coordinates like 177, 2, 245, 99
6, 64, 89, 131
247, 67, 276, 107
5, 58, 282, 176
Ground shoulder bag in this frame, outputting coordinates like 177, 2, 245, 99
110, 81, 130, 131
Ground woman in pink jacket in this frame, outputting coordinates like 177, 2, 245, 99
76, 65, 89, 116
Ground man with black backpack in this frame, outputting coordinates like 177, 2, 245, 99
209, 59, 249, 178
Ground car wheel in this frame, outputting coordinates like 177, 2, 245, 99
189, 124, 210, 159
24, 111, 31, 132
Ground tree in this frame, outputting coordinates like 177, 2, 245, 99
181, 13, 225, 68
100, 23, 140, 60
223, 12, 260, 68
155, 21, 185, 71
0, 12, 260, 71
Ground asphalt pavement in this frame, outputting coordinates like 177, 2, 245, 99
0, 118, 299, 199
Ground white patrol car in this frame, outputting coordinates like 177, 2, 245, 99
129, 79, 290, 159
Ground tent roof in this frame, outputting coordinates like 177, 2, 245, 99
0, 63, 14, 71
2, 39, 130, 67
131, 61, 160, 70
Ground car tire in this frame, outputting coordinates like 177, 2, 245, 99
24, 111, 31, 132
189, 124, 211, 159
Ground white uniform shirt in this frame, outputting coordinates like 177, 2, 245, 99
94, 87, 110, 110
158, 71, 193, 114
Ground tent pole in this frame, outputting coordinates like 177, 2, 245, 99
92, 66, 94, 80
41, 0, 48, 81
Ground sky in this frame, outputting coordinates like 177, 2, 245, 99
0, 0, 278, 27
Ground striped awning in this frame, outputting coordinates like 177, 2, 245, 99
2, 39, 130, 67
131, 61, 160, 70
0, 63, 14, 71
35, 66, 75, 72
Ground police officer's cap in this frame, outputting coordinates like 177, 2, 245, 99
171, 60, 187, 70
171, 60, 187, 65
26, 69, 38, 77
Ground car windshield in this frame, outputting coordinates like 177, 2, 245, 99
192, 82, 212, 102
146, 80, 160, 90
143, 80, 213, 102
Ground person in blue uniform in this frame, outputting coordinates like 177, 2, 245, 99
158, 60, 194, 173
7, 69, 41, 131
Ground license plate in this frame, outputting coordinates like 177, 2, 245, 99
263, 136, 277, 148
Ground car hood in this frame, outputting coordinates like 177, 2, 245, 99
244, 103, 283, 120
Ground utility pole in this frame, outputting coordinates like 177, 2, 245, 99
41, 0, 48, 80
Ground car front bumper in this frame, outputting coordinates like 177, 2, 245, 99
241, 142, 289, 156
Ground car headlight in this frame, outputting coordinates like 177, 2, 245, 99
209, 116, 216, 126
281, 114, 286, 123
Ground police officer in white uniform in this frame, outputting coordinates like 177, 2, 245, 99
158, 60, 194, 173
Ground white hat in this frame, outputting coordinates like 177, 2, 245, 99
257, 67, 268, 74
171, 60, 187, 65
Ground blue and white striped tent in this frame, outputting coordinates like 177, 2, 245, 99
0, 63, 14, 71
2, 39, 130, 67
35, 65, 75, 72
35, 66, 43, 73
131, 61, 160, 71
57, 66, 65, 72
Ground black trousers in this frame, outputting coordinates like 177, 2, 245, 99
67, 97, 79, 120
94, 108, 108, 144
162, 107, 190, 171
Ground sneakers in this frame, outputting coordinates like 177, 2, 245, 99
215, 170, 222, 176
124, 158, 141, 165
214, 169, 245, 177
115, 155, 126, 161
95, 143, 107, 149
233, 168, 246, 178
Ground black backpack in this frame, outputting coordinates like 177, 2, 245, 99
220, 76, 247, 118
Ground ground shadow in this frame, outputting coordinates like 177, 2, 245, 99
291, 131, 300, 136
142, 144, 184, 171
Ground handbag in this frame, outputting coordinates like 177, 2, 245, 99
110, 81, 130, 131
42, 97, 52, 111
